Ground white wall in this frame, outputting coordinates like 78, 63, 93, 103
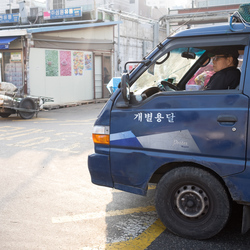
0, 0, 19, 14
29, 48, 94, 104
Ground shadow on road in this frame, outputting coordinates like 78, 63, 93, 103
105, 187, 250, 249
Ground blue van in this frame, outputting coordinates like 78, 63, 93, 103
88, 23, 250, 239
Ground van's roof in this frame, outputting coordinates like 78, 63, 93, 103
171, 23, 250, 38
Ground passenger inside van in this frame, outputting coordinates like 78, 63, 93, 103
204, 47, 240, 90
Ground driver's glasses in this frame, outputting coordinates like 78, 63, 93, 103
212, 55, 227, 61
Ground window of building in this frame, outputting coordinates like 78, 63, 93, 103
53, 0, 65, 9
0, 51, 23, 90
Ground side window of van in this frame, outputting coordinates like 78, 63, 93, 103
131, 47, 206, 94
186, 46, 245, 91
130, 45, 245, 102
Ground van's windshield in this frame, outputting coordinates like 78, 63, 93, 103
131, 47, 206, 94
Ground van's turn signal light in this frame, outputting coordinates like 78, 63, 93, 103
92, 134, 110, 145
92, 125, 110, 145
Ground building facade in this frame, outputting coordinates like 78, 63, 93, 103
0, 1, 165, 104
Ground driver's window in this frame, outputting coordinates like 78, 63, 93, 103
185, 46, 245, 91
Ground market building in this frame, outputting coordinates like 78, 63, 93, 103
0, 0, 164, 105
0, 20, 119, 104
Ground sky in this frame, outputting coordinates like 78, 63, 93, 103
33, 0, 192, 8
27, 0, 192, 10
146, 0, 192, 9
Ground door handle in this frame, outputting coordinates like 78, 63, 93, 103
217, 115, 237, 125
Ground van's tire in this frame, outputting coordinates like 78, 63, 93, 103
19, 97, 36, 119
155, 166, 231, 240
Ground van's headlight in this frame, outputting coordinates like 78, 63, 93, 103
92, 125, 110, 145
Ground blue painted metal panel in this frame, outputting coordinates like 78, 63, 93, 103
110, 93, 248, 194
172, 24, 250, 38
224, 167, 250, 203
88, 153, 113, 188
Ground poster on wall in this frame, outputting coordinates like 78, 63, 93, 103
85, 53, 92, 70
60, 51, 71, 76
45, 50, 59, 76
73, 52, 84, 76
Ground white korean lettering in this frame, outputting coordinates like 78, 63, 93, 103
134, 112, 143, 122
166, 113, 175, 123
155, 113, 164, 122
145, 112, 153, 122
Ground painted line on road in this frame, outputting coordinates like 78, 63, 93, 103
105, 218, 165, 250
7, 137, 51, 147
148, 184, 156, 190
0, 126, 24, 132
0, 129, 43, 140
0, 127, 34, 137
52, 205, 156, 224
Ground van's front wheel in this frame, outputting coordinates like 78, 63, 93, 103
155, 166, 231, 240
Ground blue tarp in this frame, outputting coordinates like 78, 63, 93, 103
107, 77, 121, 94
0, 37, 18, 49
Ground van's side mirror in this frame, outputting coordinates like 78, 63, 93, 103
116, 72, 130, 108
117, 59, 151, 108
121, 72, 130, 102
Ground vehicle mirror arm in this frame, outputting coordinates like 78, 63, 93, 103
123, 59, 151, 72
117, 59, 151, 108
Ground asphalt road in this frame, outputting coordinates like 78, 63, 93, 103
0, 103, 250, 250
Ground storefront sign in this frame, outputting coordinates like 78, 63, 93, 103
43, 7, 82, 20
11, 52, 22, 62
0, 13, 19, 23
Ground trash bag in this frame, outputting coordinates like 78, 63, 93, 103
0, 82, 17, 92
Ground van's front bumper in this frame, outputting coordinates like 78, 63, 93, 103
88, 153, 114, 188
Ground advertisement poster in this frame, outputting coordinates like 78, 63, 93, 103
73, 52, 84, 76
85, 53, 92, 70
45, 50, 58, 76
60, 51, 71, 76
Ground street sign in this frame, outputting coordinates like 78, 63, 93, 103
0, 13, 19, 24
43, 7, 82, 20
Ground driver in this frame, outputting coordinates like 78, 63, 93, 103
205, 47, 240, 90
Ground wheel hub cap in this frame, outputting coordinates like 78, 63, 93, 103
175, 185, 209, 218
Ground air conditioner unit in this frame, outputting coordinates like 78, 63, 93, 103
30, 7, 43, 17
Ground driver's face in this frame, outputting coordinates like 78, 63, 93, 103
212, 55, 233, 72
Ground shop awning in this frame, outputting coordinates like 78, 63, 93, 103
0, 36, 19, 49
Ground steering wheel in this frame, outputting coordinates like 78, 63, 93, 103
160, 81, 179, 91
141, 87, 160, 98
